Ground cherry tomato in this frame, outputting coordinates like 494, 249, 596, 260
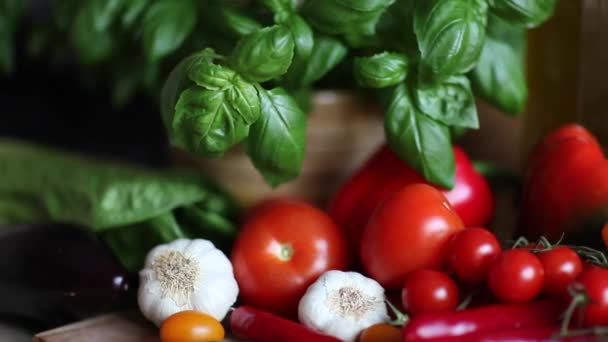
575, 266, 608, 327
360, 183, 465, 288
488, 249, 545, 303
160, 310, 225, 342
447, 227, 502, 283
537, 246, 583, 297
358, 323, 401, 342
401, 269, 460, 316
231, 199, 348, 318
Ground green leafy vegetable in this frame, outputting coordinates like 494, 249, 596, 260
469, 15, 527, 114
354, 52, 409, 88
202, 3, 262, 39
488, 0, 557, 28
414, 75, 478, 128
247, 86, 307, 187
302, 0, 396, 36
384, 84, 454, 188
414, 0, 488, 84
90, 0, 123, 31
71, 3, 114, 64
0, 0, 26, 73
260, 0, 295, 19
142, 0, 197, 61
230, 25, 295, 82
122, 0, 149, 28
0, 139, 240, 271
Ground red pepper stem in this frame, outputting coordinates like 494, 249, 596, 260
385, 300, 408, 326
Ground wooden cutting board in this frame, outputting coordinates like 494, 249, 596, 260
34, 312, 244, 342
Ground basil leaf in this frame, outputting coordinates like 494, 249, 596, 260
302, 0, 395, 36
470, 15, 527, 114
203, 3, 262, 39
385, 84, 454, 188
260, 0, 295, 17
122, 0, 149, 28
280, 15, 314, 88
231, 25, 295, 82
414, 0, 488, 84
71, 4, 114, 64
354, 52, 409, 88
142, 0, 197, 61
170, 64, 261, 156
90, 0, 123, 31
414, 75, 478, 128
376, 0, 417, 54
0, 0, 23, 73
247, 86, 307, 187
489, 0, 556, 28
284, 34, 347, 88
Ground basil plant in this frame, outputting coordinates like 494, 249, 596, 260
2, 0, 558, 188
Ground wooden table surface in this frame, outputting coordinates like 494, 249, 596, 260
34, 312, 244, 342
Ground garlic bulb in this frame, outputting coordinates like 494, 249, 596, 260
298, 270, 389, 342
138, 238, 238, 326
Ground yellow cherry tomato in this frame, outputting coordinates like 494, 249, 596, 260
160, 310, 225, 342
358, 323, 401, 342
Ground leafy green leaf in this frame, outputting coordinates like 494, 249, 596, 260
286, 15, 314, 63
384, 84, 454, 188
247, 86, 307, 187
170, 65, 261, 156
203, 3, 262, 39
414, 0, 488, 84
0, 0, 26, 72
89, 0, 123, 31
142, 0, 197, 61
354, 52, 409, 88
284, 35, 347, 88
302, 0, 396, 36
376, 0, 418, 53
414, 75, 478, 128
260, 0, 295, 19
230, 25, 295, 82
469, 15, 527, 114
71, 4, 114, 64
489, 0, 557, 28
122, 0, 149, 28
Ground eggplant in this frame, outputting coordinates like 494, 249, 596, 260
0, 223, 137, 328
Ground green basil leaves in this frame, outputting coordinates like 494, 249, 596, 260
142, 0, 197, 61
354, 52, 409, 88
469, 15, 527, 114
488, 0, 557, 28
247, 86, 307, 186
414, 76, 478, 129
230, 25, 295, 82
414, 0, 488, 84
385, 84, 454, 188
302, 0, 395, 36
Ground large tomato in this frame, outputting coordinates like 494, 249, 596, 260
360, 184, 465, 288
231, 199, 348, 318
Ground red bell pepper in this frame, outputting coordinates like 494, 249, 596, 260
519, 124, 608, 246
328, 144, 494, 260
402, 300, 565, 341
424, 327, 600, 342
229, 306, 342, 342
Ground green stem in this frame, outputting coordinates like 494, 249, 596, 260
561, 291, 588, 335
385, 300, 409, 326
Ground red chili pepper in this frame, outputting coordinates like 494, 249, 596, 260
424, 327, 600, 342
229, 306, 341, 342
402, 300, 565, 341
519, 124, 608, 247
328, 144, 494, 262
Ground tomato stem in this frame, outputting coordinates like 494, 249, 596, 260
277, 243, 294, 261
385, 300, 408, 327
560, 285, 589, 335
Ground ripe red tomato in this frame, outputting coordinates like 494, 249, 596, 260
447, 227, 502, 283
360, 183, 465, 288
488, 249, 545, 303
575, 266, 608, 327
537, 246, 583, 297
401, 270, 459, 316
231, 199, 348, 318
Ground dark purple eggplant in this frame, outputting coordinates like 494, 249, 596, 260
0, 223, 137, 328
